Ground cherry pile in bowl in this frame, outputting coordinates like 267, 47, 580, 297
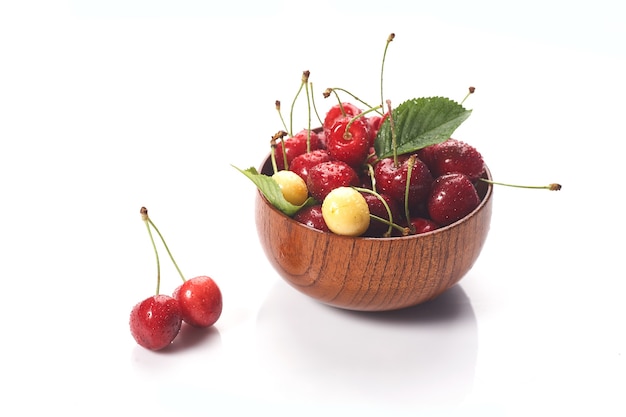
269, 101, 487, 238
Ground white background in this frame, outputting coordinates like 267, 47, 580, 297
1, 1, 624, 416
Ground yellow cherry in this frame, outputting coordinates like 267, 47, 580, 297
321, 187, 370, 236
272, 170, 309, 206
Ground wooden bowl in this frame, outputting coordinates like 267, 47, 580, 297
255, 156, 493, 312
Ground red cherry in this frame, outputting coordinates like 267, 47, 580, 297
289, 149, 333, 183
293, 204, 330, 232
326, 116, 370, 168
173, 276, 223, 328
361, 192, 402, 237
409, 217, 440, 234
306, 160, 360, 202
373, 155, 434, 211
428, 173, 481, 226
274, 129, 323, 171
129, 295, 182, 351
323, 102, 362, 137
418, 138, 485, 181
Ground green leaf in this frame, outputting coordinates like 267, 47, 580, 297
232, 165, 314, 217
374, 97, 472, 158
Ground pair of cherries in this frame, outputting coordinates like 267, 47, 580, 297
129, 207, 222, 351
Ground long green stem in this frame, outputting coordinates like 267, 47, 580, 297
404, 155, 416, 232
275, 100, 288, 134
386, 99, 398, 166
380, 33, 395, 112
270, 130, 288, 174
305, 78, 312, 153
479, 179, 562, 191
142, 211, 161, 295
345, 105, 383, 135
147, 217, 186, 283
369, 214, 410, 236
460, 86, 476, 106
354, 186, 396, 237
326, 89, 346, 115
366, 163, 377, 193
289, 71, 308, 137
310, 82, 323, 126
329, 87, 381, 115
270, 142, 278, 174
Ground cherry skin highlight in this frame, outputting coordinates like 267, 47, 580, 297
129, 294, 182, 351
173, 276, 223, 328
293, 204, 330, 232
323, 102, 362, 137
418, 138, 485, 181
289, 149, 333, 183
274, 129, 323, 171
374, 155, 434, 211
306, 160, 360, 202
409, 217, 440, 234
362, 192, 401, 237
326, 116, 371, 168
428, 173, 481, 226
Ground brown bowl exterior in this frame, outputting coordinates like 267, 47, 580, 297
255, 157, 493, 312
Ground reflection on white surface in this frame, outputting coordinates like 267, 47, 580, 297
130, 325, 223, 371
255, 281, 477, 410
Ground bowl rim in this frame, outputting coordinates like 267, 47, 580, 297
257, 156, 493, 242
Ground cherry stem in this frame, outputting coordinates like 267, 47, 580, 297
289, 71, 309, 137
142, 208, 187, 283
325, 89, 345, 114
275, 100, 288, 134
369, 214, 408, 236
270, 131, 288, 173
404, 155, 417, 233
344, 105, 383, 139
460, 86, 476, 106
309, 82, 323, 127
270, 142, 278, 174
327, 87, 381, 115
479, 179, 562, 191
365, 163, 377, 193
386, 99, 398, 166
270, 130, 288, 172
380, 33, 395, 112
355, 186, 395, 237
304, 75, 312, 153
141, 207, 162, 295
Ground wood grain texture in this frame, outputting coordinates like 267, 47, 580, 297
255, 157, 493, 312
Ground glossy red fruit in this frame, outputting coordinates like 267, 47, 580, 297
173, 276, 223, 328
428, 173, 481, 226
306, 160, 360, 202
274, 129, 323, 171
130, 295, 182, 350
374, 155, 434, 211
289, 149, 333, 183
326, 116, 370, 168
293, 204, 330, 232
409, 217, 440, 234
362, 192, 402, 237
323, 102, 362, 136
418, 138, 485, 181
